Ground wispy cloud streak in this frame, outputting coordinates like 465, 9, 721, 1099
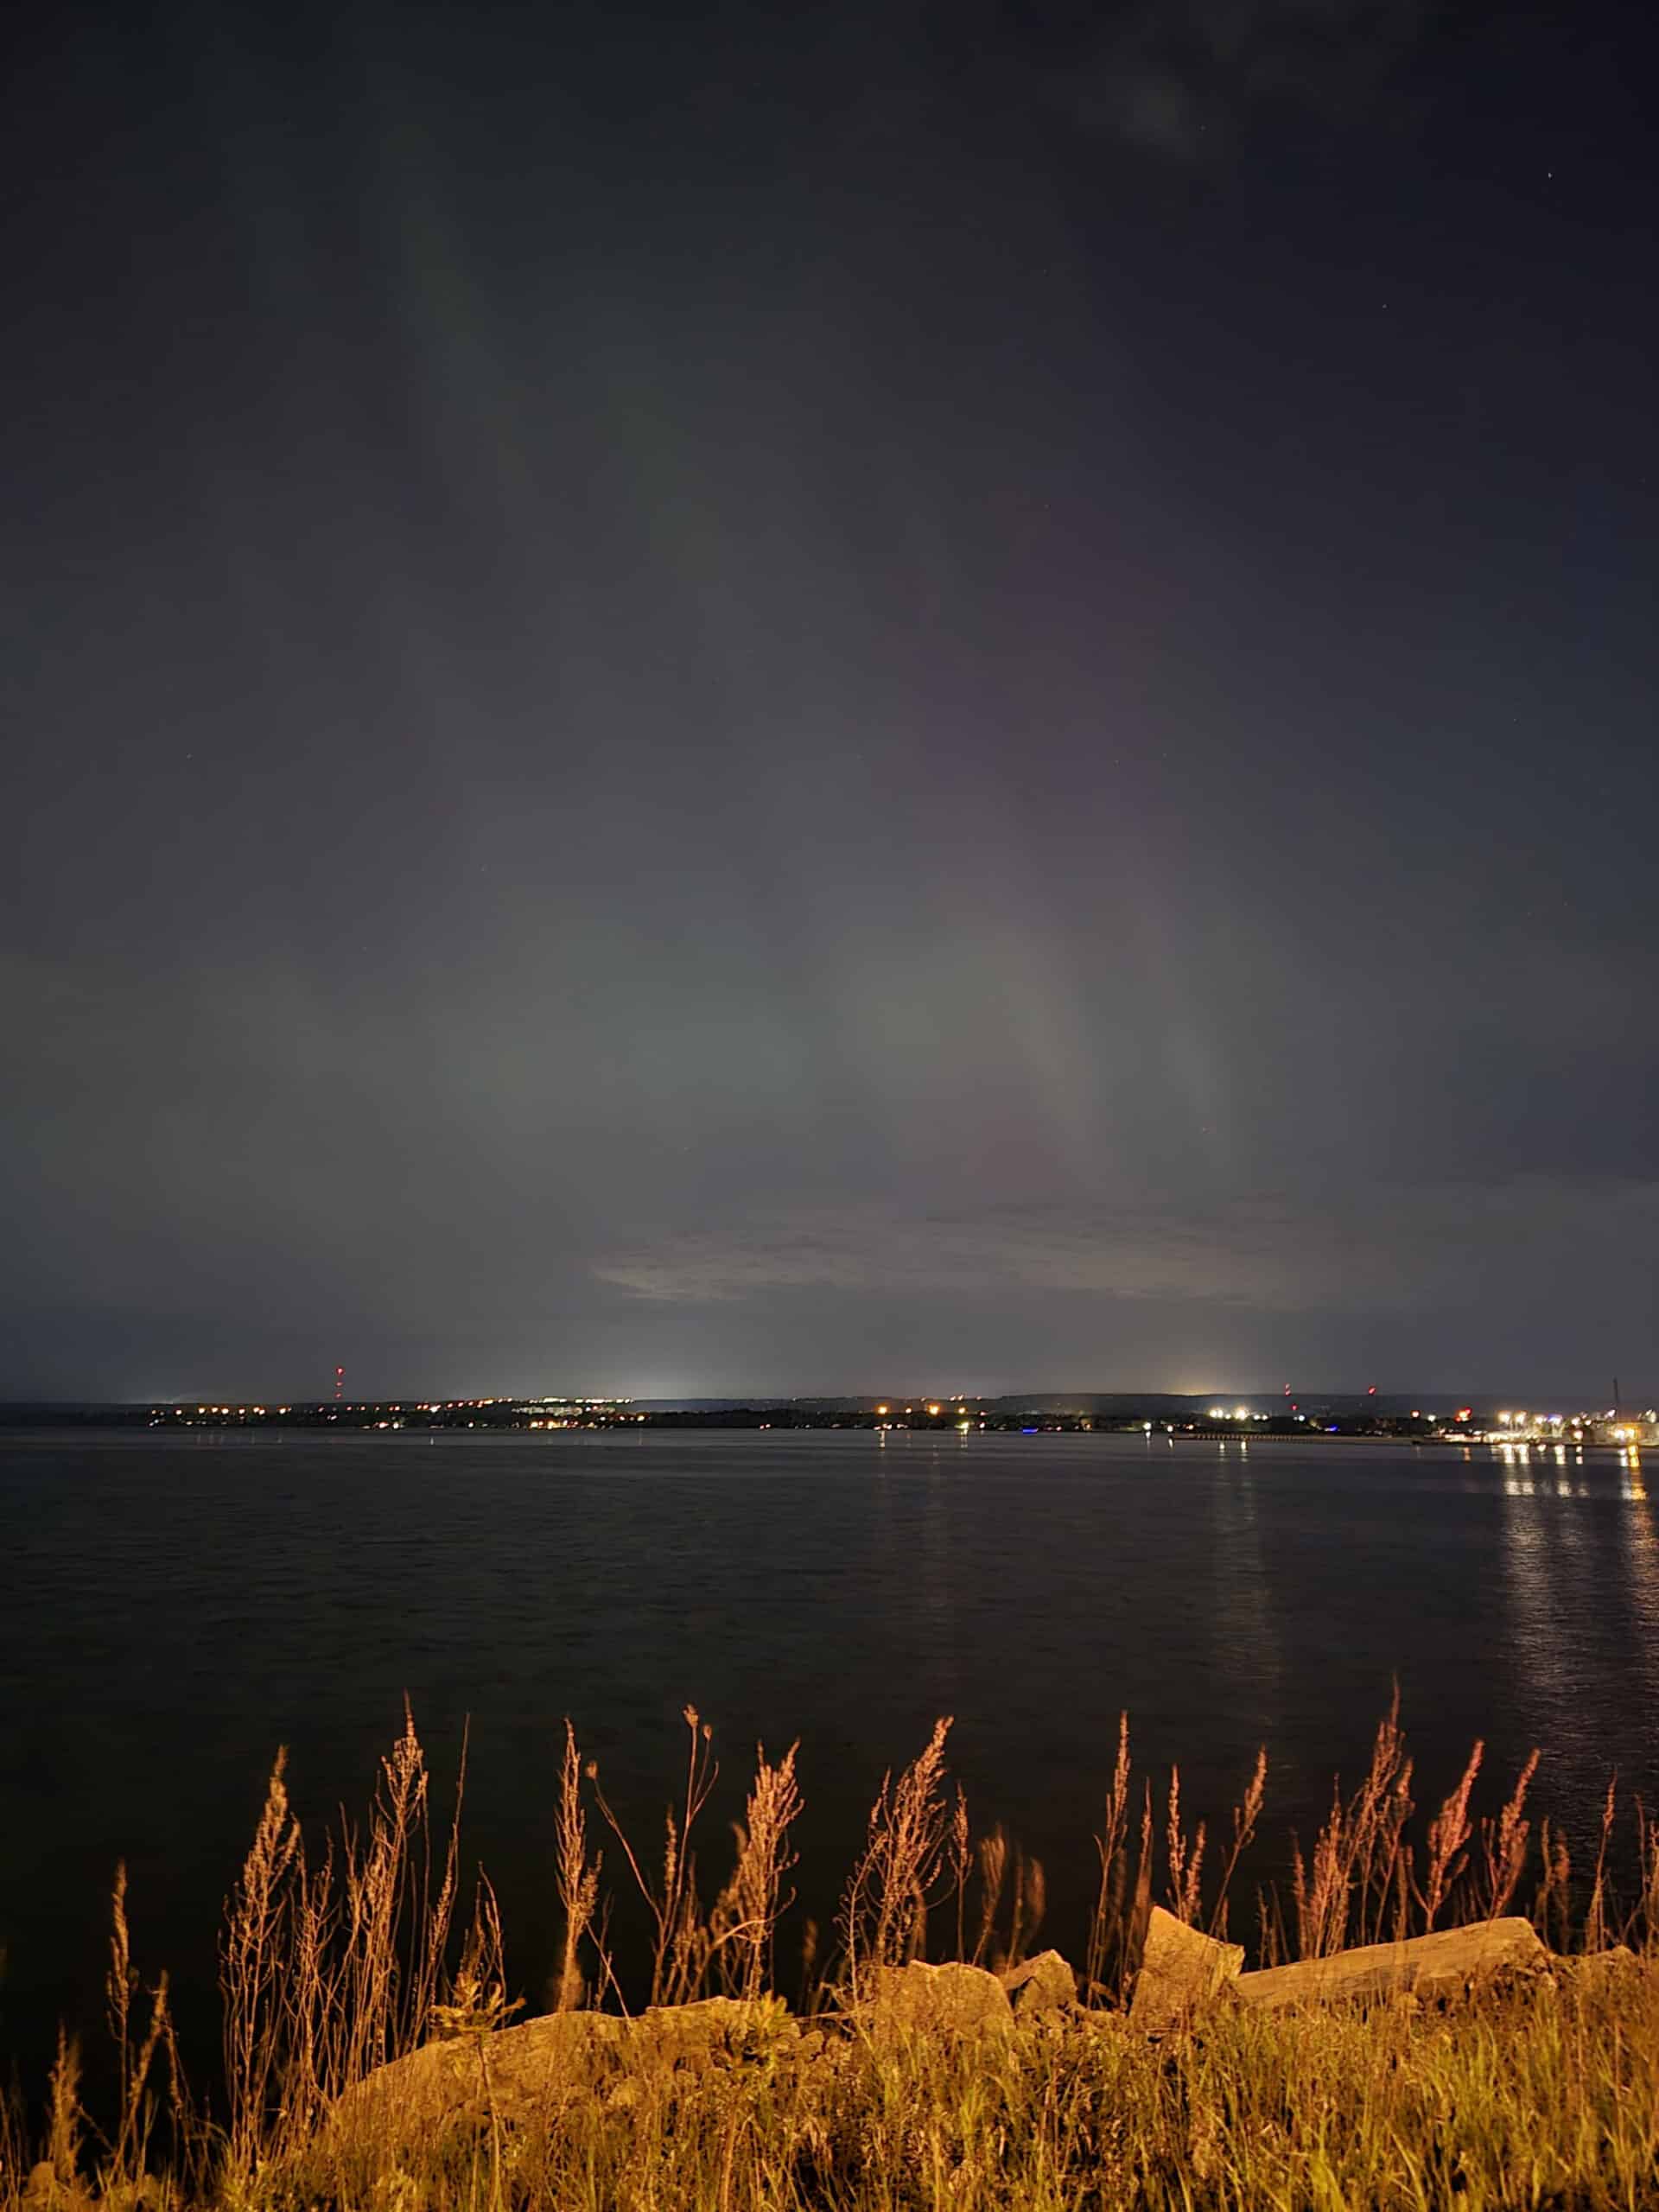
596, 1179, 1659, 1312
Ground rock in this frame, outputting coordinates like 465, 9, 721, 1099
342, 1997, 798, 2136
1234, 1917, 1549, 2012
1560, 1944, 1643, 1990
867, 1960, 1014, 2037
633, 1994, 798, 2069
21, 2166, 95, 2212
1001, 1950, 1078, 2016
340, 2011, 625, 2131
1129, 1907, 1244, 2036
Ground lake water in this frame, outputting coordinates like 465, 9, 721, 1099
3, 1426, 1656, 2080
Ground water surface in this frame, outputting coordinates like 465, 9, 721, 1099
3, 1426, 1656, 2074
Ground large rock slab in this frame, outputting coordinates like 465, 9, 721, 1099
1001, 1950, 1078, 2017
1234, 1916, 1548, 2012
340, 1997, 794, 2133
867, 1960, 1014, 2037
1130, 1907, 1244, 2036
339, 2011, 623, 2131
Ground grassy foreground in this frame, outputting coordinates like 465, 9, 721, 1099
5, 1705, 1659, 2209
286, 1974, 1659, 2212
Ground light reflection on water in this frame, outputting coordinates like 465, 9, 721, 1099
1497, 1441, 1658, 1815
1206, 1446, 1283, 1707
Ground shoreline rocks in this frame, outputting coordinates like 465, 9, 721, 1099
333, 1920, 1643, 2141
1128, 1908, 1244, 2035
1234, 1916, 1550, 2012
1001, 1950, 1079, 2017
868, 1960, 1014, 2037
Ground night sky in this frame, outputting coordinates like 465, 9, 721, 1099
4, 0, 1656, 1402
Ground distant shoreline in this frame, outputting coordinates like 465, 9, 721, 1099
0, 1402, 1647, 1448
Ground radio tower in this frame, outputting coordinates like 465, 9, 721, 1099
334, 1364, 345, 1404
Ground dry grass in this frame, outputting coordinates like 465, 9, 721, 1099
709, 1738, 804, 2004
550, 1720, 598, 2015
837, 1714, 957, 1984
213, 1704, 469, 2171
79, 1970, 1659, 2212
588, 1702, 721, 2008
6, 1701, 1659, 2210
